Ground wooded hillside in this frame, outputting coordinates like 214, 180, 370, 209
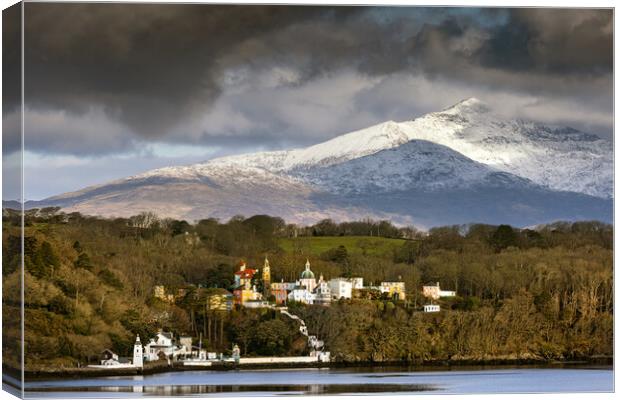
2, 209, 612, 370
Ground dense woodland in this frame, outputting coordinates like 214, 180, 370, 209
2, 208, 613, 370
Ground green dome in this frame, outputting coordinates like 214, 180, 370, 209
300, 260, 314, 279
300, 269, 315, 279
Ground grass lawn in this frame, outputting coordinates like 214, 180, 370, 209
278, 235, 407, 257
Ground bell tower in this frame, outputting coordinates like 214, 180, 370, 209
262, 257, 271, 295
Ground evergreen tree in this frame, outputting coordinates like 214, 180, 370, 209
39, 241, 60, 270
489, 225, 518, 252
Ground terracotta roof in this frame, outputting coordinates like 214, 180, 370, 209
234, 269, 256, 278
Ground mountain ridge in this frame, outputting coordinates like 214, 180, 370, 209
10, 98, 612, 227
121, 97, 611, 198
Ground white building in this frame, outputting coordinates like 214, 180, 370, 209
100, 349, 122, 366
144, 332, 190, 361
288, 287, 314, 304
179, 336, 192, 354
424, 304, 441, 313
94, 346, 138, 369
313, 276, 332, 306
328, 278, 352, 300
244, 300, 271, 308
349, 277, 364, 289
422, 282, 456, 300
91, 349, 136, 369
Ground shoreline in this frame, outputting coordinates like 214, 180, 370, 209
7, 355, 613, 381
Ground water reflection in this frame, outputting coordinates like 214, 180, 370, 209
24, 366, 613, 397
30, 383, 438, 396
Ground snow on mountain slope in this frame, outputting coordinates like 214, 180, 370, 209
290, 139, 531, 194
160, 120, 411, 174
143, 97, 610, 198
397, 98, 612, 198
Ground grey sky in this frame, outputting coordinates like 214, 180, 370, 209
2, 5, 613, 200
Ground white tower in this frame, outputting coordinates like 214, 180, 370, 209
133, 334, 144, 368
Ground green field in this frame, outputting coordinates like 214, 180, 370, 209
278, 235, 407, 257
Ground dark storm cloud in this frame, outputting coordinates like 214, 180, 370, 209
23, 4, 359, 138
480, 9, 613, 74
410, 8, 613, 80
16, 5, 613, 156
2, 3, 21, 112
2, 3, 22, 158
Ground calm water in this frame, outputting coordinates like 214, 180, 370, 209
20, 365, 613, 398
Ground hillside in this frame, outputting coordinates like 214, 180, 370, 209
2, 210, 613, 371
278, 236, 407, 257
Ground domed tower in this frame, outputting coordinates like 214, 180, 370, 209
133, 334, 143, 368
299, 259, 316, 292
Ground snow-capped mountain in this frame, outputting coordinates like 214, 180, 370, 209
24, 98, 612, 227
173, 97, 609, 198
131, 97, 610, 198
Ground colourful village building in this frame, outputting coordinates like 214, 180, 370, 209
202, 288, 234, 312
234, 261, 256, 288
232, 260, 264, 306
380, 281, 407, 301
271, 281, 295, 305
422, 282, 456, 300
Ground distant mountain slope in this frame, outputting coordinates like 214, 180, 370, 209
290, 139, 533, 194
13, 98, 612, 227
168, 97, 611, 198
398, 98, 612, 198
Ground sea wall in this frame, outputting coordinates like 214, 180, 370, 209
238, 356, 318, 365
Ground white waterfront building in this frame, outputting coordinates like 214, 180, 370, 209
144, 332, 191, 361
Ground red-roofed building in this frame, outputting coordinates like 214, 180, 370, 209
232, 261, 265, 306
234, 261, 257, 289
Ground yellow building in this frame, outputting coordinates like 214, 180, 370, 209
233, 286, 262, 306
204, 288, 233, 312
153, 285, 175, 303
380, 281, 406, 301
